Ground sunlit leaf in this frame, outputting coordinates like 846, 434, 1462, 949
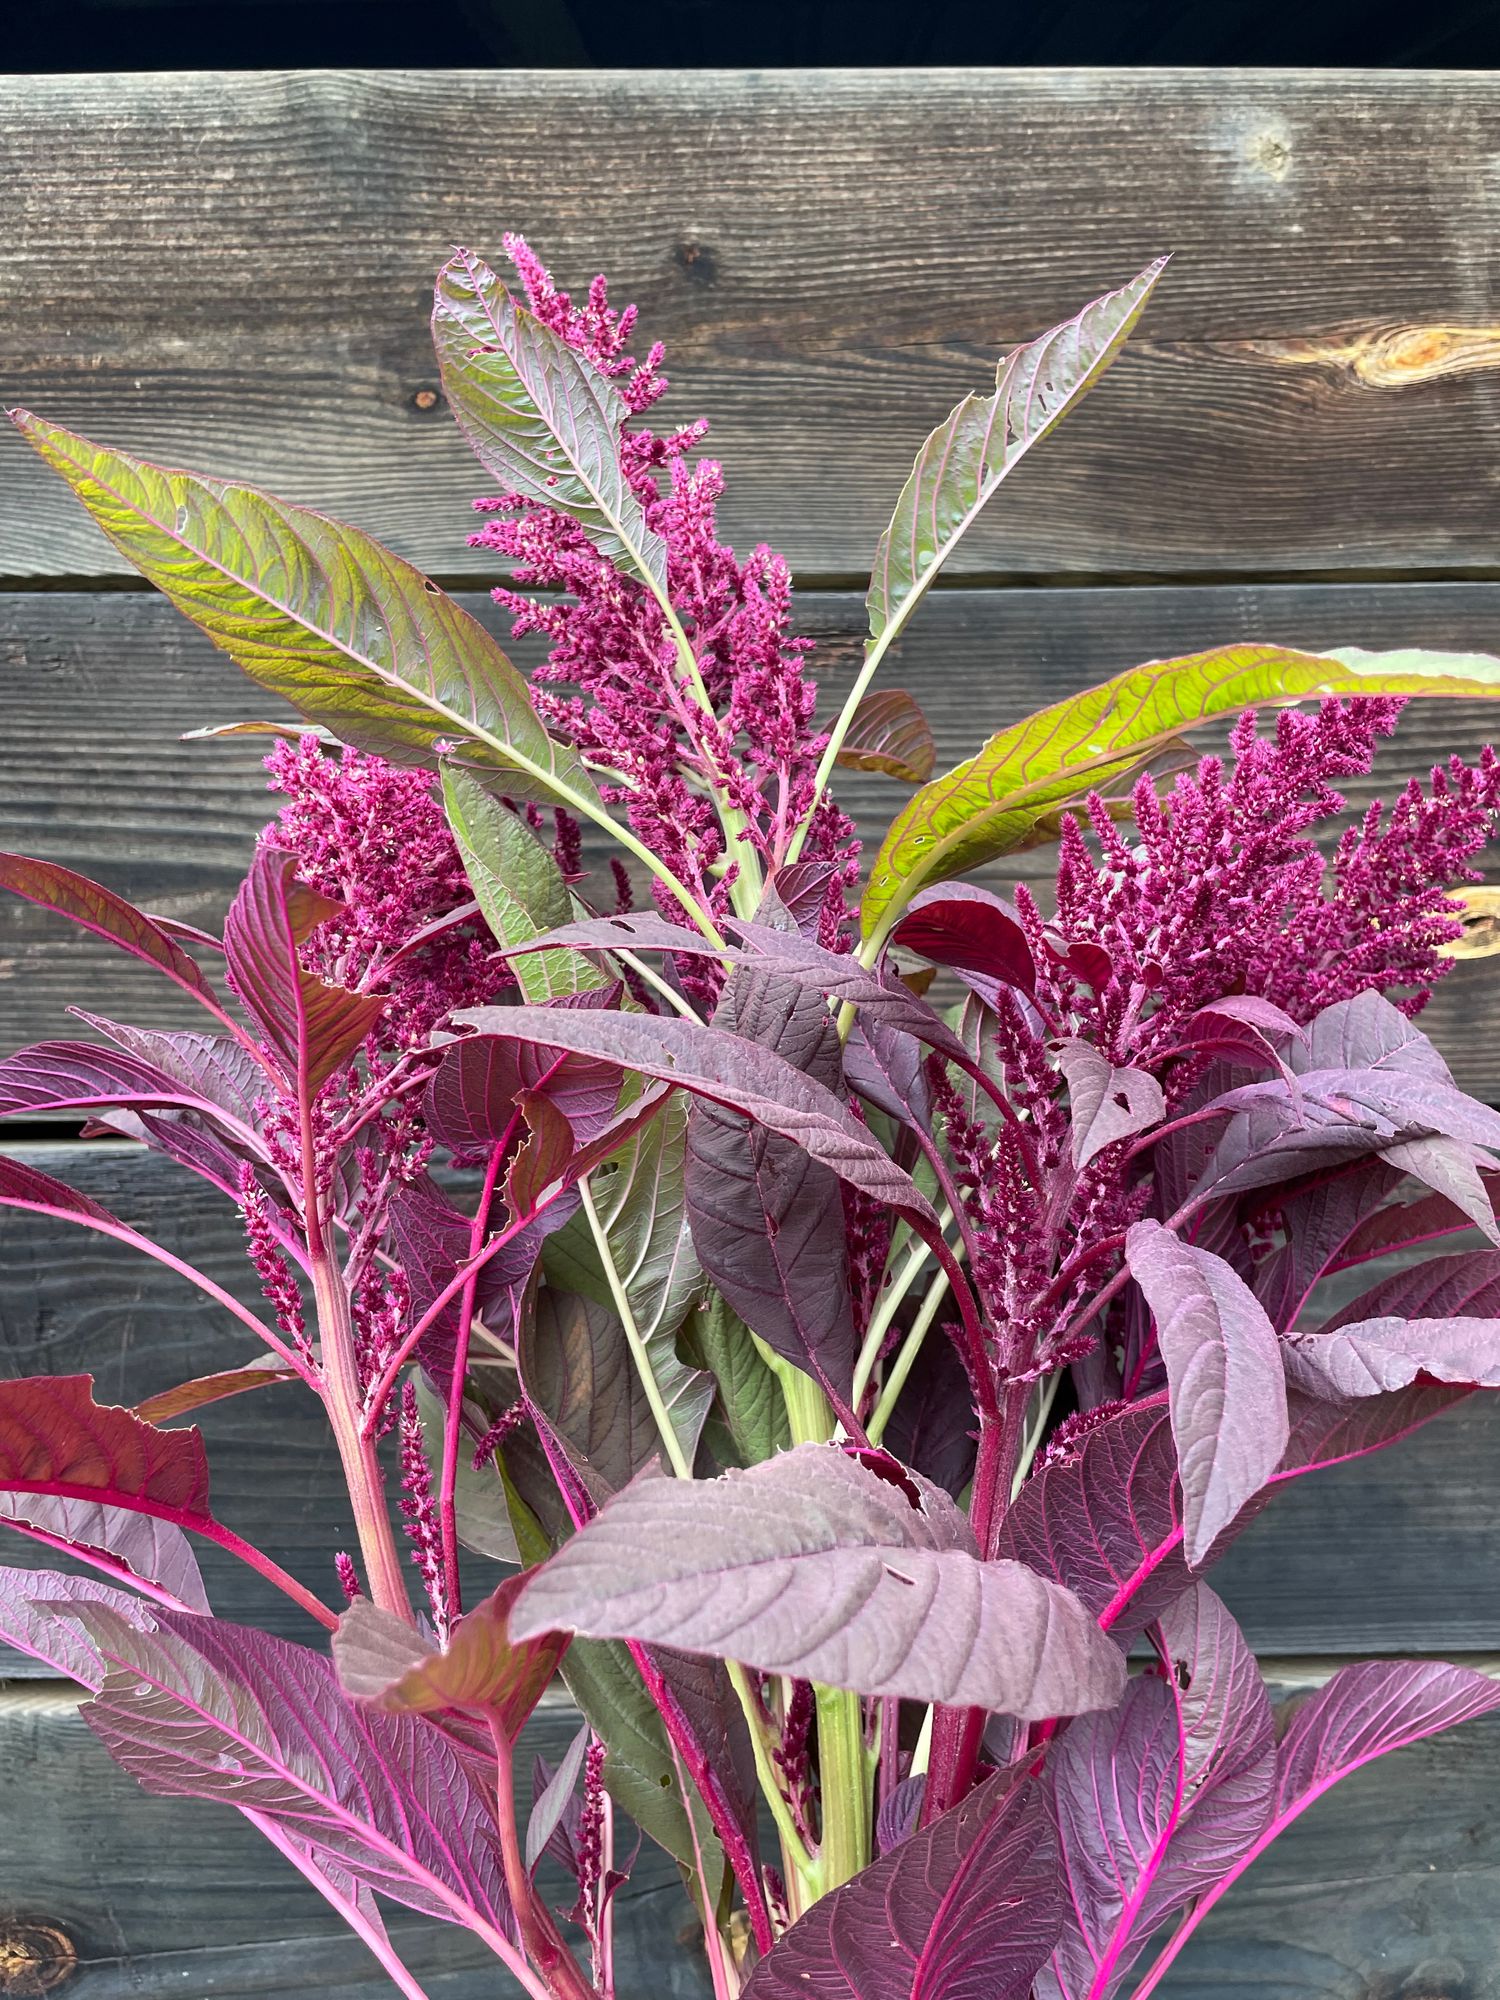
10, 410, 600, 811
433, 248, 667, 594
867, 261, 1165, 654
862, 642, 1500, 942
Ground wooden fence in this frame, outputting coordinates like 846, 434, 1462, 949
3, 68, 1500, 1998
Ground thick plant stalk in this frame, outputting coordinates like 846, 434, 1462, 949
311, 1250, 411, 1621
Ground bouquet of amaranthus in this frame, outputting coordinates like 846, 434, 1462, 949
4, 239, 1500, 2000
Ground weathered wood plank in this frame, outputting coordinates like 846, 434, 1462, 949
8, 72, 1500, 581
2, 1677, 1498, 1998
4, 583, 1500, 1093
0, 1141, 1496, 1657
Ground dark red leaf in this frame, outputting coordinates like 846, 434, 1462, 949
891, 882, 1038, 1003
832, 687, 937, 783
0, 853, 216, 1004
223, 846, 384, 1094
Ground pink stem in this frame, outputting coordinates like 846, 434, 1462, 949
2, 1477, 338, 1629
0, 1195, 317, 1384
244, 1808, 439, 2000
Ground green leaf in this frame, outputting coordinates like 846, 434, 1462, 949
433, 248, 667, 595
684, 1292, 791, 1469
9, 410, 601, 812
441, 765, 607, 1002
866, 260, 1166, 654
862, 641, 1500, 943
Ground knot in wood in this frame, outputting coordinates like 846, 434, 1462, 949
0, 1922, 77, 1995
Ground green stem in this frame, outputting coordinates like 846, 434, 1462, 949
813, 1685, 872, 1895
851, 1211, 954, 1407
579, 1178, 691, 1479
865, 1262, 956, 1446
726, 1661, 819, 1892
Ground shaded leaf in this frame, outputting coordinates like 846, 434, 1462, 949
0, 1493, 209, 1612
1057, 1040, 1165, 1168
512, 1445, 1125, 1715
12, 409, 596, 807
863, 643, 1500, 942
743, 1773, 1060, 2000
880, 1334, 978, 1499
1125, 1224, 1290, 1566
441, 764, 606, 1001
73, 1607, 515, 1934
334, 1574, 568, 1740
223, 847, 384, 1095
686, 970, 858, 1409
426, 1015, 623, 1157
521, 1289, 669, 1500
833, 688, 936, 783
0, 853, 216, 1005
867, 260, 1164, 654
451, 1003, 941, 1224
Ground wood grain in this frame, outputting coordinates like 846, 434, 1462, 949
9, 72, 1500, 581
0, 1140, 1493, 1657
4, 583, 1500, 1094
2, 1677, 1497, 1997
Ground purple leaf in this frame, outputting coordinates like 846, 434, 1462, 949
875, 1773, 927, 1855
511, 1446, 1125, 1716
1274, 1659, 1500, 1817
1296, 989, 1452, 1078
1126, 1225, 1290, 1566
1252, 1162, 1406, 1332
1056, 1040, 1165, 1168
832, 687, 937, 783
1330, 1176, 1496, 1270
1321, 1246, 1500, 1330
880, 1334, 978, 1499
890, 882, 1038, 1004
686, 970, 858, 1409
73, 1607, 517, 1935
851, 1027, 938, 1149
996, 1399, 1192, 1638
334, 1573, 569, 1741
1168, 1660, 1500, 1950
0, 1493, 210, 1612
71, 1013, 269, 1134
521, 912, 970, 1069
741, 1772, 1061, 2000
1042, 1585, 1274, 2000
526, 1722, 589, 1877
450, 1003, 941, 1225
0, 1564, 157, 1687
0, 1040, 261, 1142
0, 852, 217, 1006
426, 1013, 623, 1156
1173, 996, 1304, 1071
1282, 1314, 1500, 1399
1379, 1132, 1500, 1246
223, 847, 385, 1095
387, 1174, 566, 1375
